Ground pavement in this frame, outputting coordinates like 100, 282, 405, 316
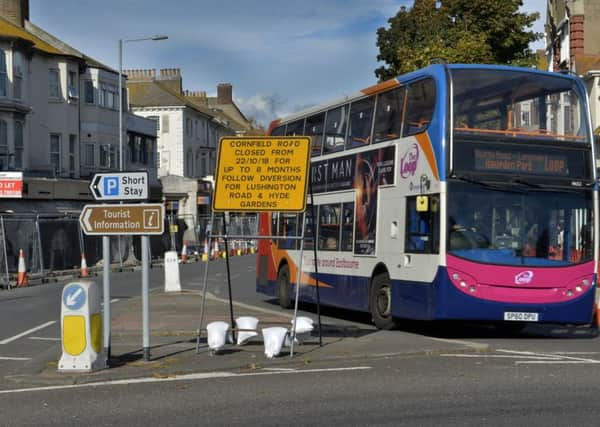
1, 286, 490, 391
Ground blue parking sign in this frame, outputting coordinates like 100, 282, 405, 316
104, 177, 119, 196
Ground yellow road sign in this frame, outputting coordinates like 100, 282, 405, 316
213, 137, 311, 212
79, 203, 164, 235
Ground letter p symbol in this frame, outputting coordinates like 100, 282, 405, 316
104, 177, 119, 196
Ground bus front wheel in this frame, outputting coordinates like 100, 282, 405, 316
370, 273, 396, 330
278, 264, 292, 309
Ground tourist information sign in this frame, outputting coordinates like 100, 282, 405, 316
79, 203, 164, 235
212, 136, 311, 212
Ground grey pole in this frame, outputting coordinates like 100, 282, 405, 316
142, 235, 150, 361
102, 235, 111, 363
118, 39, 123, 172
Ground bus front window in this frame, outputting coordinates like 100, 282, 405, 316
447, 182, 593, 266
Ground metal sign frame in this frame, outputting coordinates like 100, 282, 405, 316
89, 171, 149, 201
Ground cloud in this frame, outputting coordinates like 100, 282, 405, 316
235, 93, 286, 128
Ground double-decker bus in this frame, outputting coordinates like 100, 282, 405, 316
256, 64, 598, 329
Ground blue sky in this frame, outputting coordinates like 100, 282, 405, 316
29, 0, 547, 127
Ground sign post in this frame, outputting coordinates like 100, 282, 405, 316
197, 136, 312, 357
80, 201, 163, 363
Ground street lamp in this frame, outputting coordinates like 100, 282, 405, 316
118, 35, 168, 171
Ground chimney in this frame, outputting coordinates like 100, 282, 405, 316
184, 90, 208, 106
123, 69, 156, 82
217, 83, 233, 104
0, 0, 29, 27
158, 68, 182, 94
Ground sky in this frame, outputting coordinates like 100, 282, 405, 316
29, 0, 547, 127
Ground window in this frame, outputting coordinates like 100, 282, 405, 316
403, 79, 435, 136
285, 120, 304, 136
13, 51, 23, 99
318, 204, 341, 251
405, 195, 439, 253
68, 71, 77, 100
324, 105, 348, 153
84, 80, 94, 104
271, 126, 285, 136
374, 88, 405, 143
341, 202, 355, 251
128, 134, 136, 163
14, 121, 23, 169
187, 148, 193, 176
162, 115, 169, 133
305, 113, 325, 157
50, 134, 61, 174
139, 137, 147, 164
148, 140, 155, 166
347, 96, 375, 148
100, 144, 110, 167
0, 120, 7, 169
99, 83, 106, 106
49, 69, 60, 98
84, 143, 94, 166
106, 85, 115, 109
0, 50, 6, 96
69, 134, 76, 173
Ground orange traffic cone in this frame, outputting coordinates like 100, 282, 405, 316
595, 300, 600, 329
80, 253, 89, 277
16, 249, 28, 287
212, 240, 219, 260
181, 244, 188, 263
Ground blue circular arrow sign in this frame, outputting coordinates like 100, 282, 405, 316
63, 284, 86, 311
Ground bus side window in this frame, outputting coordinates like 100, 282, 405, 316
278, 213, 299, 250
318, 204, 341, 251
347, 96, 375, 149
285, 119, 305, 136
341, 202, 354, 251
305, 113, 325, 157
403, 78, 435, 137
304, 205, 316, 250
405, 195, 439, 254
373, 87, 405, 143
324, 105, 348, 153
271, 125, 286, 136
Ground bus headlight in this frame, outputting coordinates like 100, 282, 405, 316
448, 268, 478, 294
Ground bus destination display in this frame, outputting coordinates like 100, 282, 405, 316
474, 148, 568, 176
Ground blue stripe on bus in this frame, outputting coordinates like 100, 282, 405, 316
257, 266, 594, 324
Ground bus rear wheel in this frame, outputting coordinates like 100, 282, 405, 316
370, 273, 397, 330
278, 264, 292, 309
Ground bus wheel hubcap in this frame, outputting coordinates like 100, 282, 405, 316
377, 286, 391, 317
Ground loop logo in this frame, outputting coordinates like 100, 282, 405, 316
400, 143, 419, 178
515, 270, 534, 285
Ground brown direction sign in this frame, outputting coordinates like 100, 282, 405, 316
79, 203, 164, 235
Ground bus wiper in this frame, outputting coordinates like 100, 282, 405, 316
511, 178, 542, 189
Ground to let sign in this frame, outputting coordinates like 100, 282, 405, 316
212, 137, 311, 212
89, 172, 148, 201
0, 171, 23, 198
79, 203, 164, 235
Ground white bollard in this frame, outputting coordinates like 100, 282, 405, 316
58, 281, 105, 372
262, 327, 289, 358
164, 251, 181, 292
206, 321, 231, 353
235, 316, 259, 345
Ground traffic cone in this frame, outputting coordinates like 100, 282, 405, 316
79, 253, 89, 277
16, 249, 28, 287
181, 244, 188, 263
201, 239, 209, 262
212, 240, 219, 260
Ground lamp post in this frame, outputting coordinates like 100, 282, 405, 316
118, 35, 168, 171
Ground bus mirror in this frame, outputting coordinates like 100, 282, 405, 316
430, 197, 439, 213
416, 196, 429, 212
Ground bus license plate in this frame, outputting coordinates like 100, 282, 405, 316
504, 312, 539, 322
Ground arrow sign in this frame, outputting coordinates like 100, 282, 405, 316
63, 284, 86, 311
89, 172, 149, 201
79, 203, 164, 236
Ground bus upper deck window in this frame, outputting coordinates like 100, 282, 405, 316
403, 78, 435, 137
374, 87, 405, 143
347, 96, 375, 149
306, 112, 325, 157
286, 119, 305, 136
324, 105, 348, 153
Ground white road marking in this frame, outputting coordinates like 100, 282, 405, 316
0, 356, 31, 361
441, 349, 600, 364
0, 321, 57, 345
28, 337, 61, 341
0, 366, 372, 395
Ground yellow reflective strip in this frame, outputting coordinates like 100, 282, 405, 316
63, 315, 86, 356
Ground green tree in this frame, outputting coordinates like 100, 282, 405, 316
375, 0, 542, 80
